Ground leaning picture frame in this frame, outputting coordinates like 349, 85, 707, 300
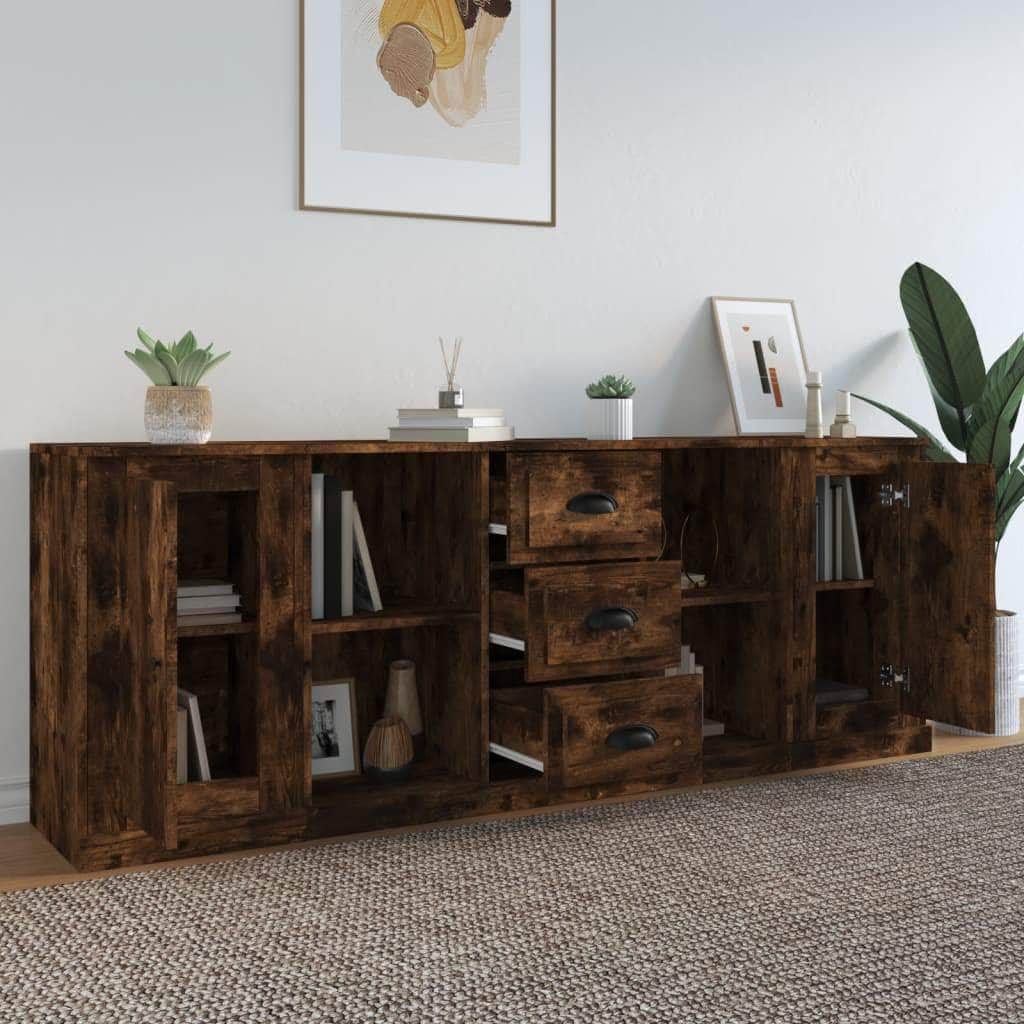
311, 678, 361, 778
711, 296, 811, 435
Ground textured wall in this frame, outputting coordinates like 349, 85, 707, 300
2, 0, 1023, 822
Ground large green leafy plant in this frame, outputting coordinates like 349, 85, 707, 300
125, 328, 230, 387
855, 263, 1024, 553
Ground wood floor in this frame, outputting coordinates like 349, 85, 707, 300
3, 704, 1023, 894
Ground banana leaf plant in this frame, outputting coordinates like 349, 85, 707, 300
854, 262, 1024, 559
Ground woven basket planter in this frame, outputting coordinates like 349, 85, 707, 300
933, 610, 1019, 737
144, 386, 213, 445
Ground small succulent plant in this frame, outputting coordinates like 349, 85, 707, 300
585, 374, 636, 399
125, 328, 230, 387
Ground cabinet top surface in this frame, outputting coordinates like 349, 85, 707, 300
30, 436, 927, 457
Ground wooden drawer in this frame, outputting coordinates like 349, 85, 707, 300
499, 452, 662, 564
491, 561, 681, 682
490, 676, 702, 789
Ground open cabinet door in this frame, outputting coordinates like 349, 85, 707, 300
126, 476, 178, 849
901, 461, 996, 732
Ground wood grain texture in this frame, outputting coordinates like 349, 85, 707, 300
29, 452, 88, 864
524, 562, 680, 682
126, 477, 178, 850
546, 676, 702, 790
127, 456, 258, 493
900, 460, 996, 732
506, 452, 662, 564
791, 725, 932, 769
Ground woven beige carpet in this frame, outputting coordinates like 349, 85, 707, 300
3, 748, 1024, 1023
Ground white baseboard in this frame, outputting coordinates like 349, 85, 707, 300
0, 776, 30, 825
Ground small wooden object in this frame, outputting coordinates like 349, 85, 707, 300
384, 659, 423, 757
363, 717, 414, 784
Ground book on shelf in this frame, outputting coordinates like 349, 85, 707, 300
352, 501, 383, 612
398, 407, 505, 420
177, 612, 243, 627
831, 481, 844, 583
397, 413, 507, 428
314, 479, 383, 619
177, 579, 235, 598
815, 476, 865, 583
178, 593, 242, 613
388, 425, 515, 443
176, 707, 188, 784
837, 476, 865, 580
815, 477, 833, 582
176, 688, 211, 782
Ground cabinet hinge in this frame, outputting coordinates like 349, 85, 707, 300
880, 663, 910, 693
879, 482, 910, 509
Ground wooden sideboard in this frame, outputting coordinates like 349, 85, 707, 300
30, 437, 996, 870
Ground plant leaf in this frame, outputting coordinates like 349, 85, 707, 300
966, 334, 1024, 476
125, 349, 172, 386
136, 327, 158, 353
899, 263, 987, 442
154, 347, 180, 384
852, 393, 957, 462
177, 349, 209, 387
173, 330, 197, 361
195, 350, 230, 384
996, 470, 1024, 541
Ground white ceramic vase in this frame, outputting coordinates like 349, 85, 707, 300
933, 610, 1019, 737
586, 398, 633, 441
144, 386, 213, 444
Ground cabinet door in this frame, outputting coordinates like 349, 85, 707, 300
127, 477, 178, 849
901, 461, 996, 732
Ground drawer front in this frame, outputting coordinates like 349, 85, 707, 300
548, 676, 702, 789
525, 562, 680, 682
507, 452, 662, 564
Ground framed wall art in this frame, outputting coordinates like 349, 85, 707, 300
301, 0, 556, 226
712, 296, 810, 434
311, 678, 361, 778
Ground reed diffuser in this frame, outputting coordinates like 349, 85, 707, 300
439, 337, 464, 409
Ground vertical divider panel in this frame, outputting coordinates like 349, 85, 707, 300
126, 476, 178, 850
257, 456, 308, 813
478, 451, 491, 782
296, 455, 313, 805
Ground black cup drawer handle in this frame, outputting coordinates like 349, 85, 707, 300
585, 606, 639, 632
606, 725, 659, 751
565, 491, 619, 515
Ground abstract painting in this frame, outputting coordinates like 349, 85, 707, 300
302, 0, 555, 225
712, 297, 810, 434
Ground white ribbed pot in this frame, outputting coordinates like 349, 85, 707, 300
144, 386, 213, 444
586, 398, 633, 441
933, 610, 1019, 737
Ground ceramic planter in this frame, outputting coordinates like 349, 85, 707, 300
934, 610, 1019, 737
587, 398, 633, 441
144, 386, 213, 445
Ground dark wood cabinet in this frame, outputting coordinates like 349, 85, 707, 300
30, 437, 996, 870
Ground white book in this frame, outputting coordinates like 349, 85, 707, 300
838, 477, 865, 580
177, 579, 234, 598
176, 688, 211, 782
177, 612, 243, 626
397, 416, 507, 429
176, 707, 188, 784
311, 473, 325, 620
388, 426, 515, 443
341, 490, 354, 617
352, 500, 383, 612
831, 483, 844, 581
702, 718, 725, 738
397, 407, 504, 419
178, 594, 241, 612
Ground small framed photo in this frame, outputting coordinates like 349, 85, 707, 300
311, 679, 360, 778
712, 297, 810, 434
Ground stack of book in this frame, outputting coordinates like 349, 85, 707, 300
311, 476, 383, 619
388, 407, 514, 443
664, 644, 723, 737
177, 580, 242, 626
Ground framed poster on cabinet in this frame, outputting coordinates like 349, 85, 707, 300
301, 0, 556, 226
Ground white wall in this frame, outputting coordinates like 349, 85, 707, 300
2, 1, 1023, 824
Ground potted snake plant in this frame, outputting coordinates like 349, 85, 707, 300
125, 329, 230, 444
855, 262, 1023, 735
586, 374, 636, 441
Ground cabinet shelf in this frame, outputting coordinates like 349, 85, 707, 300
312, 605, 479, 635
680, 584, 775, 608
814, 579, 875, 593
